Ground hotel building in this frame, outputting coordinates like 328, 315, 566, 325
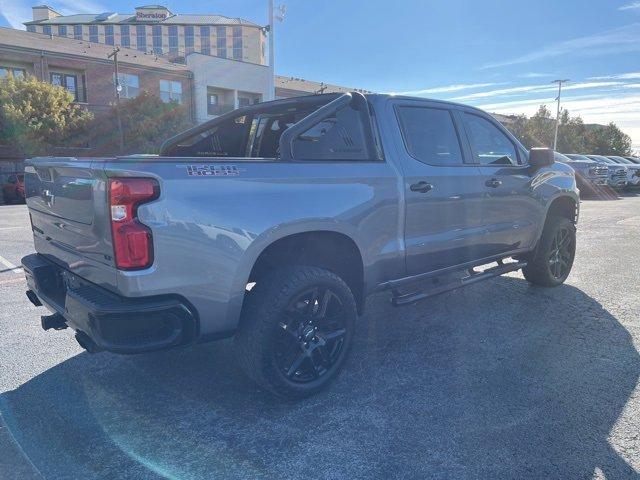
24, 4, 266, 65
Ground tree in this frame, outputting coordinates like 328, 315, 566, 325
556, 109, 588, 154
586, 123, 632, 156
527, 105, 555, 148
500, 105, 633, 156
0, 75, 92, 156
90, 92, 193, 155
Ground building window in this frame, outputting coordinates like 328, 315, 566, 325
216, 26, 226, 58
238, 94, 260, 107
207, 92, 218, 115
159, 79, 182, 103
74, 25, 83, 39
206, 87, 234, 115
0, 67, 26, 80
120, 25, 130, 47
105, 25, 114, 45
151, 25, 163, 54
200, 26, 210, 55
57, 25, 67, 37
43, 25, 51, 36
89, 25, 98, 43
117, 73, 139, 99
50, 71, 86, 102
26, 25, 36, 33
185, 26, 194, 54
168, 26, 178, 53
136, 25, 147, 52
232, 26, 242, 60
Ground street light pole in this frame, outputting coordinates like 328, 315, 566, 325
108, 47, 125, 153
267, 0, 275, 101
267, 1, 285, 101
552, 79, 569, 151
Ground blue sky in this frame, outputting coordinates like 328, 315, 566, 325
2, 0, 640, 149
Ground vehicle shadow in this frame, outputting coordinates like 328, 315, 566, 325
2, 277, 639, 479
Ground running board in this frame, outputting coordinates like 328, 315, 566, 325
391, 260, 527, 307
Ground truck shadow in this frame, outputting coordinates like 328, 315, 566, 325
2, 277, 639, 479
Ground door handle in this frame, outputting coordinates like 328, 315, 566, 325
410, 181, 433, 193
485, 178, 502, 188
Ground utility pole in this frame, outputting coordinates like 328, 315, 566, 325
552, 79, 569, 151
267, 0, 275, 100
267, 1, 285, 101
108, 47, 125, 153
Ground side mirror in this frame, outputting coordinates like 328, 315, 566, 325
529, 148, 555, 168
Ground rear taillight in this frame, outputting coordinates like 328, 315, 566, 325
109, 178, 159, 270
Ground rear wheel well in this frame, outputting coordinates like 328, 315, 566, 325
546, 196, 578, 225
248, 231, 365, 313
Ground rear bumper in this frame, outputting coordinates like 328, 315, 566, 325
22, 253, 198, 354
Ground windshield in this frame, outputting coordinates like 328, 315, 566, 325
609, 156, 634, 164
565, 154, 593, 161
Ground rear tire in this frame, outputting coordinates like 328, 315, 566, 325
234, 265, 356, 399
523, 216, 576, 287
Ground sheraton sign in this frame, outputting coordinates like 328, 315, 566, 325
135, 6, 171, 22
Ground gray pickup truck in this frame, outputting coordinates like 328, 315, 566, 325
21, 92, 579, 398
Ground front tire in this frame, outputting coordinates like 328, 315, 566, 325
234, 266, 357, 399
523, 216, 576, 287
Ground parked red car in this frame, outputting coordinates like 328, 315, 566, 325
2, 174, 25, 204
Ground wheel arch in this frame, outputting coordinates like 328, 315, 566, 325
545, 194, 579, 225
246, 230, 366, 314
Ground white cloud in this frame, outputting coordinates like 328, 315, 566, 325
0, 0, 31, 28
387, 82, 503, 96
619, 2, 640, 10
55, 0, 107, 15
452, 81, 624, 101
0, 0, 107, 28
589, 71, 640, 80
481, 23, 640, 69
518, 72, 553, 79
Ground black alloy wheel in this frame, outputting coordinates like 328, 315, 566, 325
548, 226, 574, 280
275, 286, 347, 383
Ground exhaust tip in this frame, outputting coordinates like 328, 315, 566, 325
40, 313, 67, 331
75, 331, 102, 354
26, 290, 42, 307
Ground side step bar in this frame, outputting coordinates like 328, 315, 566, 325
391, 260, 527, 307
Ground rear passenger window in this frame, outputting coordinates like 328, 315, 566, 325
291, 105, 368, 161
464, 113, 519, 165
396, 106, 464, 166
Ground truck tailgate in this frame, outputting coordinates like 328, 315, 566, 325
24, 158, 118, 290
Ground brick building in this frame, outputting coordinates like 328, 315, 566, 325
0, 27, 195, 204
0, 27, 193, 118
0, 26, 368, 204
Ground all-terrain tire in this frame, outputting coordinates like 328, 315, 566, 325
522, 216, 576, 287
234, 265, 357, 399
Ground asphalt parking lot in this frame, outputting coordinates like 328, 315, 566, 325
1, 197, 639, 480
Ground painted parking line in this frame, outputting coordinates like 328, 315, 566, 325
0, 254, 23, 274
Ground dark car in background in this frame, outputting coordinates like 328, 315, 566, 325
558, 153, 609, 196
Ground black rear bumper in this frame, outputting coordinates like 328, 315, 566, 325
22, 253, 197, 354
